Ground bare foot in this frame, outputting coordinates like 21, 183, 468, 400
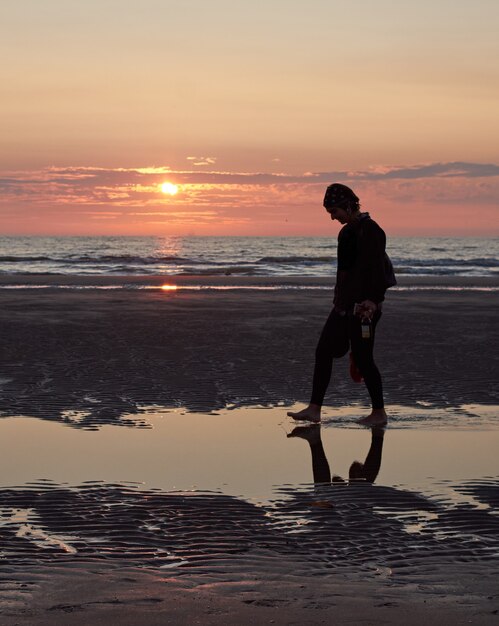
287, 424, 321, 443
357, 408, 387, 426
287, 404, 321, 423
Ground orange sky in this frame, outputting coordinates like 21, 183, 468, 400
1, 1, 498, 236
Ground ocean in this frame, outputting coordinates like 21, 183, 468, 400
0, 235, 497, 278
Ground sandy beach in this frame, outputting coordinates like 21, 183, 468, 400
0, 275, 497, 424
0, 275, 498, 624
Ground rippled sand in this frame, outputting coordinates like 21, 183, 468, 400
0, 276, 497, 426
0, 409, 498, 624
0, 278, 498, 624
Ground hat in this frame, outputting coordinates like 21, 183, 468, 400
323, 183, 359, 209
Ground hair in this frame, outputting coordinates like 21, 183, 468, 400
348, 461, 365, 480
323, 183, 360, 214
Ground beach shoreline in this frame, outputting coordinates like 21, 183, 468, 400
0, 273, 498, 288
0, 275, 498, 624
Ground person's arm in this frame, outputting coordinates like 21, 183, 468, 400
359, 221, 387, 306
333, 270, 349, 311
333, 226, 355, 312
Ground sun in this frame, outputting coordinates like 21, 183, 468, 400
161, 182, 178, 195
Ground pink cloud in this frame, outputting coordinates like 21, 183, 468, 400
0, 162, 497, 235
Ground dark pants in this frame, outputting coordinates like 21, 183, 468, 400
310, 309, 384, 409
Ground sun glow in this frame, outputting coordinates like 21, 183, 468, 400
161, 284, 178, 291
161, 182, 178, 195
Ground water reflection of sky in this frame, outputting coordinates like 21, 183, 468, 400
1, 407, 498, 501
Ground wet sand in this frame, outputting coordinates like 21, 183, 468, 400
0, 275, 498, 624
0, 413, 498, 625
0, 275, 498, 425
0, 417, 498, 624
3, 563, 498, 626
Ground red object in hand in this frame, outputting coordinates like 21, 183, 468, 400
349, 351, 364, 383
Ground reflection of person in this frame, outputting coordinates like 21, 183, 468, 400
347, 427, 384, 483
287, 424, 385, 485
288, 183, 395, 426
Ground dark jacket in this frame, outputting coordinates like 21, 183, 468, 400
333, 213, 391, 311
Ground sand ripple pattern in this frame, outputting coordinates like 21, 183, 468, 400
0, 478, 498, 583
0, 290, 498, 428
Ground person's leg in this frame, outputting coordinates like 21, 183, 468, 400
310, 310, 349, 405
287, 425, 331, 483
349, 311, 387, 425
288, 309, 348, 422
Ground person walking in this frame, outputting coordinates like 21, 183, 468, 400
288, 183, 395, 426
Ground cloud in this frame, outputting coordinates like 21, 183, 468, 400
0, 161, 497, 235
355, 162, 499, 180
1, 161, 498, 197
186, 156, 217, 166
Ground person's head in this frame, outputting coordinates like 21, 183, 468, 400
348, 461, 365, 481
323, 183, 360, 224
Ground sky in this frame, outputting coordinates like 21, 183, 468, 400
1, 0, 498, 236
